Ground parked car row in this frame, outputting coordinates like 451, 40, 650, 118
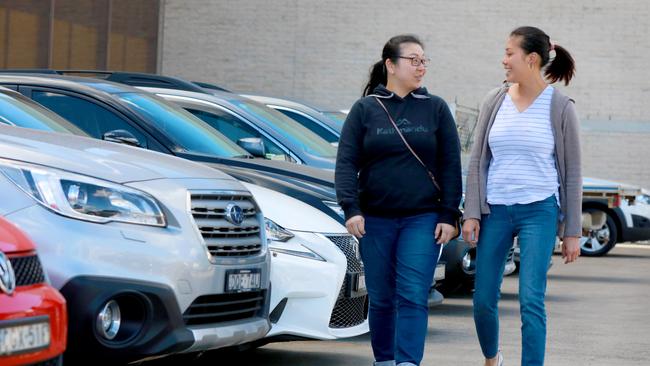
0, 71, 372, 364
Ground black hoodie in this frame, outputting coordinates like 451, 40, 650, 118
335, 85, 462, 225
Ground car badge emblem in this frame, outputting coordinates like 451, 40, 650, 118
0, 252, 16, 296
225, 203, 245, 226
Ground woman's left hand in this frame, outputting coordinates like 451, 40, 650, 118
562, 236, 581, 264
435, 223, 455, 245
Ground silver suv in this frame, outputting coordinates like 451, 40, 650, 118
0, 125, 270, 362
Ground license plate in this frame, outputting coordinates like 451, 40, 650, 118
225, 269, 261, 293
356, 273, 366, 292
0, 318, 50, 355
434, 263, 446, 281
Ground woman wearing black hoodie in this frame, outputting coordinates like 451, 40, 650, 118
335, 34, 462, 366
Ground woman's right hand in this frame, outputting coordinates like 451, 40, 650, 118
345, 215, 366, 239
462, 218, 480, 247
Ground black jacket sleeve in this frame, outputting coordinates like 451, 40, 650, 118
335, 100, 365, 221
434, 101, 463, 225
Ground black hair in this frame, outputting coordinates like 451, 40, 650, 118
510, 26, 575, 86
363, 34, 424, 96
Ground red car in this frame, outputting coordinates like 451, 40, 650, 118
0, 217, 67, 365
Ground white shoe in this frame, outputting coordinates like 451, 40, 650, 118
496, 350, 503, 366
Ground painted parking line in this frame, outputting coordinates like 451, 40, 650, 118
616, 243, 650, 249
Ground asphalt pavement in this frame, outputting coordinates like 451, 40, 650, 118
147, 243, 650, 366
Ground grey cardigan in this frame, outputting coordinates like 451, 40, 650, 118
463, 85, 583, 237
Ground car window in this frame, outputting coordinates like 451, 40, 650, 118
0, 91, 88, 136
230, 99, 337, 158
32, 91, 149, 148
276, 109, 339, 143
322, 112, 346, 131
116, 92, 249, 158
187, 108, 295, 162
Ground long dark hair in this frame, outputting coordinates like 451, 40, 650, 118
363, 34, 423, 96
510, 26, 575, 85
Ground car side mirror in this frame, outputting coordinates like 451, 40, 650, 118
237, 137, 266, 158
102, 129, 142, 147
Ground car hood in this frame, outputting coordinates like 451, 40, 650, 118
0, 126, 237, 183
241, 182, 343, 233
0, 216, 35, 253
583, 177, 642, 191
180, 152, 335, 187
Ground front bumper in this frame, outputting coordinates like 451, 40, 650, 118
265, 231, 369, 340
60, 276, 270, 362
0, 284, 67, 366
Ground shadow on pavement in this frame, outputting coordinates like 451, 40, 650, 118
153, 345, 371, 366
546, 274, 650, 285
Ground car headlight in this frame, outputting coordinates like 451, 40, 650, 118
322, 200, 344, 219
0, 159, 166, 227
265, 218, 325, 261
265, 218, 294, 242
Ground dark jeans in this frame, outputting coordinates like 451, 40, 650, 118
360, 212, 441, 366
473, 195, 559, 366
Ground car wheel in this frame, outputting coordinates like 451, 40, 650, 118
580, 208, 617, 256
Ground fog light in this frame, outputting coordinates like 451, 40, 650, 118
97, 300, 121, 340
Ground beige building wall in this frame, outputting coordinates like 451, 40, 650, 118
160, 0, 650, 187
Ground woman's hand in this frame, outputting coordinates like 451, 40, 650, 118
345, 215, 366, 239
462, 219, 480, 247
562, 236, 581, 263
435, 223, 456, 244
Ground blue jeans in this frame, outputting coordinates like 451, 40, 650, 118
473, 195, 559, 366
360, 212, 441, 366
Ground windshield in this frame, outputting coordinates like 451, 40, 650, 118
231, 99, 337, 158
117, 92, 249, 158
0, 91, 89, 135
322, 112, 346, 131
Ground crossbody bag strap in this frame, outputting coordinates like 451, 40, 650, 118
374, 97, 441, 191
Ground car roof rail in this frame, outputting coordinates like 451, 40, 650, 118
0, 69, 62, 74
192, 81, 231, 92
0, 68, 228, 93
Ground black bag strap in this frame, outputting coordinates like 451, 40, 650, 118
374, 97, 441, 191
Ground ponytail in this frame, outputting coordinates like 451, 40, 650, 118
363, 60, 387, 97
545, 44, 575, 86
511, 26, 576, 86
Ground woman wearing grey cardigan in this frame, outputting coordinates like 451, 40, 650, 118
462, 26, 582, 366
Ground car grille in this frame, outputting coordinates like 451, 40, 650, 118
183, 290, 266, 326
325, 235, 368, 328
325, 235, 363, 272
329, 276, 369, 328
9, 254, 46, 286
190, 192, 263, 258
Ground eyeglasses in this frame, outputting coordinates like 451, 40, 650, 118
398, 56, 431, 67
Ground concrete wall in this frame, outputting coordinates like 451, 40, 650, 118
160, 0, 650, 188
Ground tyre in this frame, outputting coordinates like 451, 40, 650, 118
580, 208, 618, 256
436, 239, 474, 295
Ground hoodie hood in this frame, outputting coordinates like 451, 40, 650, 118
0, 126, 237, 183
370, 84, 430, 100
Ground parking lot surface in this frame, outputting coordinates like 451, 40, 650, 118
147, 244, 650, 366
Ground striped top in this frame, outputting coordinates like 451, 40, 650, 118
487, 85, 559, 206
